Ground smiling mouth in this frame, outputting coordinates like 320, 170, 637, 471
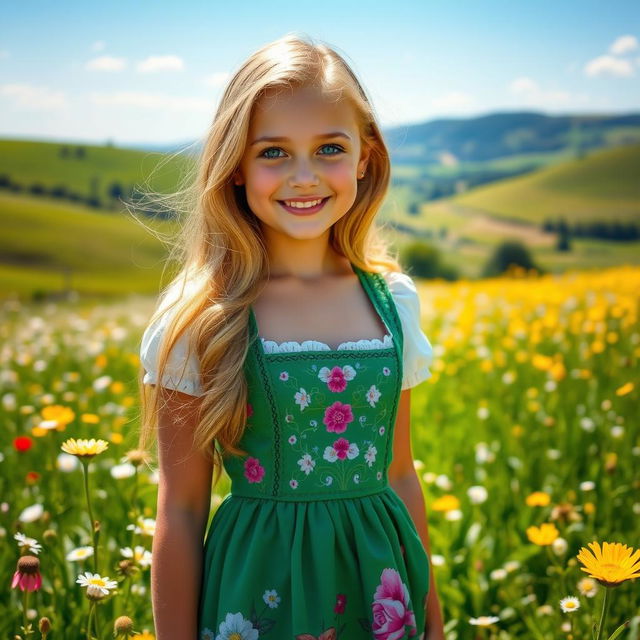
277, 196, 330, 215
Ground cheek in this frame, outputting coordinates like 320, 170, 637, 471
325, 163, 356, 192
248, 167, 281, 197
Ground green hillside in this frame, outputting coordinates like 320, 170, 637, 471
0, 138, 193, 204
0, 192, 176, 299
450, 142, 640, 223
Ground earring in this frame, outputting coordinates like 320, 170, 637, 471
360, 171, 365, 178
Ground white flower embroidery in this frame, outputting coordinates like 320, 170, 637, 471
279, 371, 289, 381
366, 384, 381, 408
298, 453, 316, 475
324, 475, 333, 486
289, 478, 298, 489
379, 425, 386, 436
294, 388, 311, 411
214, 612, 258, 640
263, 588, 281, 608
377, 471, 383, 480
364, 444, 377, 467
317, 364, 357, 383
353, 473, 360, 484
383, 366, 391, 376
200, 628, 214, 640
323, 442, 359, 462
288, 435, 297, 445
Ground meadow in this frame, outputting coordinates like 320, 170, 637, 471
3, 264, 638, 639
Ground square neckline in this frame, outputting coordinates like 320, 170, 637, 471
248, 262, 395, 357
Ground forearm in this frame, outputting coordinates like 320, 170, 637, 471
391, 471, 445, 640
151, 508, 207, 640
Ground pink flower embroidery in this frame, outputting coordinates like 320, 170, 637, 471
371, 568, 416, 639
323, 401, 354, 433
243, 457, 265, 483
323, 438, 359, 462
318, 364, 356, 392
334, 593, 347, 614
246, 403, 254, 418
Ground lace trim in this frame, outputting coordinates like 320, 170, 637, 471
259, 333, 393, 353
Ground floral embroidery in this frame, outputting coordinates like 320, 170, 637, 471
247, 403, 254, 418
318, 364, 356, 392
298, 453, 316, 475
244, 457, 265, 483
366, 384, 381, 408
383, 366, 390, 376
364, 444, 377, 467
200, 629, 214, 640
289, 478, 299, 489
295, 388, 311, 411
334, 593, 347, 614
211, 612, 258, 640
323, 402, 354, 433
295, 591, 347, 639
370, 568, 416, 639
323, 437, 359, 462
263, 589, 281, 608
288, 434, 297, 445
280, 371, 289, 381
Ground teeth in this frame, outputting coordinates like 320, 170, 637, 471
284, 198, 323, 208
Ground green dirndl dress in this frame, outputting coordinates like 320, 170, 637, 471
197, 264, 430, 640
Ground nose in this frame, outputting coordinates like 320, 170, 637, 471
288, 161, 319, 189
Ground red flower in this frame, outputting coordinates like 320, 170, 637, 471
11, 555, 42, 592
14, 436, 33, 452
26, 471, 40, 484
247, 403, 254, 418
323, 402, 354, 434
334, 593, 347, 614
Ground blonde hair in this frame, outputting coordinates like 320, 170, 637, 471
137, 32, 402, 488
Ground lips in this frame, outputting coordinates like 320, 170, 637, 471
277, 196, 330, 215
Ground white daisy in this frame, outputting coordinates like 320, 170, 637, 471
76, 571, 118, 596
297, 454, 315, 475
288, 435, 297, 445
200, 628, 215, 640
215, 612, 258, 640
289, 479, 298, 489
66, 546, 94, 562
120, 545, 152, 568
14, 532, 43, 555
294, 388, 311, 411
126, 516, 156, 537
279, 371, 289, 381
559, 596, 580, 613
469, 615, 500, 626
263, 589, 281, 608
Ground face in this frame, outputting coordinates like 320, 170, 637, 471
234, 86, 371, 241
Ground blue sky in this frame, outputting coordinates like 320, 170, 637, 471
1, 0, 638, 146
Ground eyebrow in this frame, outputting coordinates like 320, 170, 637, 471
250, 131, 351, 146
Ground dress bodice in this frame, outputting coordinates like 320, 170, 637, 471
220, 264, 405, 501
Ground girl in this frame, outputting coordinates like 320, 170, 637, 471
138, 33, 445, 640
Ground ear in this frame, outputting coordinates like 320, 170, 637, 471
358, 144, 372, 176
233, 171, 244, 186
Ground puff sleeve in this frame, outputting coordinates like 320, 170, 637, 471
383, 271, 435, 390
139, 300, 204, 397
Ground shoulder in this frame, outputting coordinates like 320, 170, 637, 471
139, 280, 204, 396
379, 269, 435, 390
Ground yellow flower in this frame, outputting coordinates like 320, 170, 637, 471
526, 523, 559, 546
41, 405, 75, 430
615, 382, 633, 396
576, 541, 640, 587
431, 495, 460, 512
526, 491, 551, 507
60, 438, 109, 458
81, 413, 100, 424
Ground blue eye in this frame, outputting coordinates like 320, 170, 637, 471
258, 144, 344, 159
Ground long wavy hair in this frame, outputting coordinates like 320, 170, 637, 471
137, 32, 402, 488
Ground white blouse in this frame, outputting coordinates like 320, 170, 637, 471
140, 271, 435, 396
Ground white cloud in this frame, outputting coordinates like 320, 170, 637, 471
91, 41, 106, 53
1, 83, 68, 110
507, 76, 589, 107
510, 76, 539, 94
609, 35, 638, 56
89, 90, 211, 112
136, 55, 184, 73
584, 54, 634, 77
85, 56, 127, 72
429, 91, 474, 111
203, 71, 230, 88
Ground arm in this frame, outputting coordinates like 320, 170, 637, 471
152, 387, 213, 640
389, 388, 445, 640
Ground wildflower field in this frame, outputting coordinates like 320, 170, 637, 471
2, 265, 639, 640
